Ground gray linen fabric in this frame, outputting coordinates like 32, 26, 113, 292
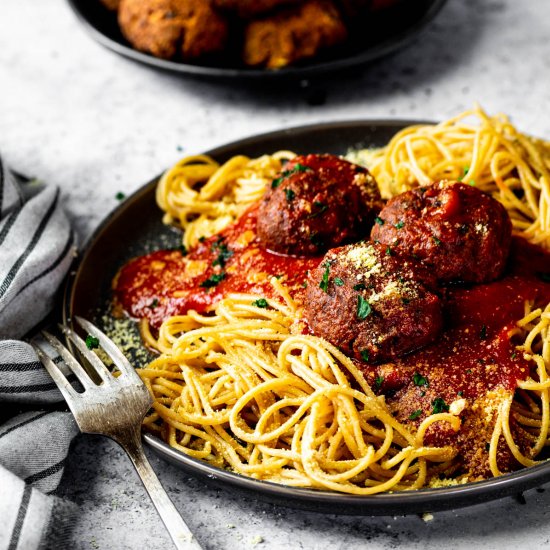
0, 158, 80, 550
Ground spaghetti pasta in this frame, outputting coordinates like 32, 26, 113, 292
130, 107, 550, 493
347, 104, 550, 248
139, 280, 460, 494
156, 151, 295, 250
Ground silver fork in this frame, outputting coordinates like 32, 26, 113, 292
31, 316, 203, 550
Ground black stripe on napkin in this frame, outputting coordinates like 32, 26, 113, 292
0, 188, 59, 299
0, 355, 63, 373
0, 361, 43, 372
7, 484, 32, 550
0, 209, 22, 248
25, 458, 66, 485
15, 229, 74, 298
0, 411, 50, 440
0, 370, 75, 394
0, 381, 60, 393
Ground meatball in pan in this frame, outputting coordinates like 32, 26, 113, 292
257, 154, 383, 257
243, 0, 347, 69
304, 242, 443, 364
371, 181, 513, 284
118, 0, 229, 61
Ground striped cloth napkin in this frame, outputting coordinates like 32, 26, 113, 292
0, 157, 80, 550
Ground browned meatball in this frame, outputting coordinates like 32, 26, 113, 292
118, 0, 229, 61
257, 154, 383, 257
371, 181, 513, 284
304, 242, 443, 364
243, 0, 347, 69
214, 0, 303, 18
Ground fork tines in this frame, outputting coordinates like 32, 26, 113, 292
31, 317, 143, 397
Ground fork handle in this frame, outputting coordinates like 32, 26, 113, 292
117, 427, 204, 550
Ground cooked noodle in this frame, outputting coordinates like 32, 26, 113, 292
347, 104, 550, 248
138, 106, 550, 492
156, 151, 295, 250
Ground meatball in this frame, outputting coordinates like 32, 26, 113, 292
257, 154, 383, 257
118, 0, 229, 61
371, 181, 513, 284
243, 0, 347, 69
304, 242, 443, 364
214, 0, 303, 18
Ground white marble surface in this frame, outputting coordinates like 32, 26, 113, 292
2, 0, 550, 548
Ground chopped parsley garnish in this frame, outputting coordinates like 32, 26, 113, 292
457, 390, 464, 397
301, 281, 308, 288
360, 349, 370, 362
252, 298, 268, 308
357, 295, 372, 319
385, 246, 392, 256
409, 409, 422, 420
432, 397, 450, 414
466, 369, 472, 374
211, 239, 233, 268
413, 372, 429, 387
511, 352, 517, 360
334, 277, 344, 286
353, 283, 366, 291
469, 180, 476, 186
394, 221, 405, 229
485, 443, 491, 452
149, 298, 159, 309
374, 216, 384, 225
480, 324, 487, 340
463, 166, 470, 177
115, 191, 126, 201
85, 335, 100, 350
432, 236, 441, 246
198, 236, 206, 243
319, 262, 331, 293
374, 376, 384, 390
200, 272, 226, 288
177, 244, 187, 256
285, 188, 296, 201
308, 201, 328, 218
271, 163, 312, 188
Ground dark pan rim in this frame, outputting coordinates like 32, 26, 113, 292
66, 0, 448, 80
63, 119, 550, 515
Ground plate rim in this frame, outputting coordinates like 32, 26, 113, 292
64, 118, 550, 514
66, 0, 448, 80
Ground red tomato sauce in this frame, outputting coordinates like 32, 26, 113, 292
113, 204, 320, 328
113, 205, 550, 478
363, 239, 550, 476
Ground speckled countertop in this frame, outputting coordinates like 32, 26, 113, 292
2, 0, 550, 548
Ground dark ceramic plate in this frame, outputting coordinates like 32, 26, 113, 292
64, 121, 550, 515
66, 0, 447, 81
